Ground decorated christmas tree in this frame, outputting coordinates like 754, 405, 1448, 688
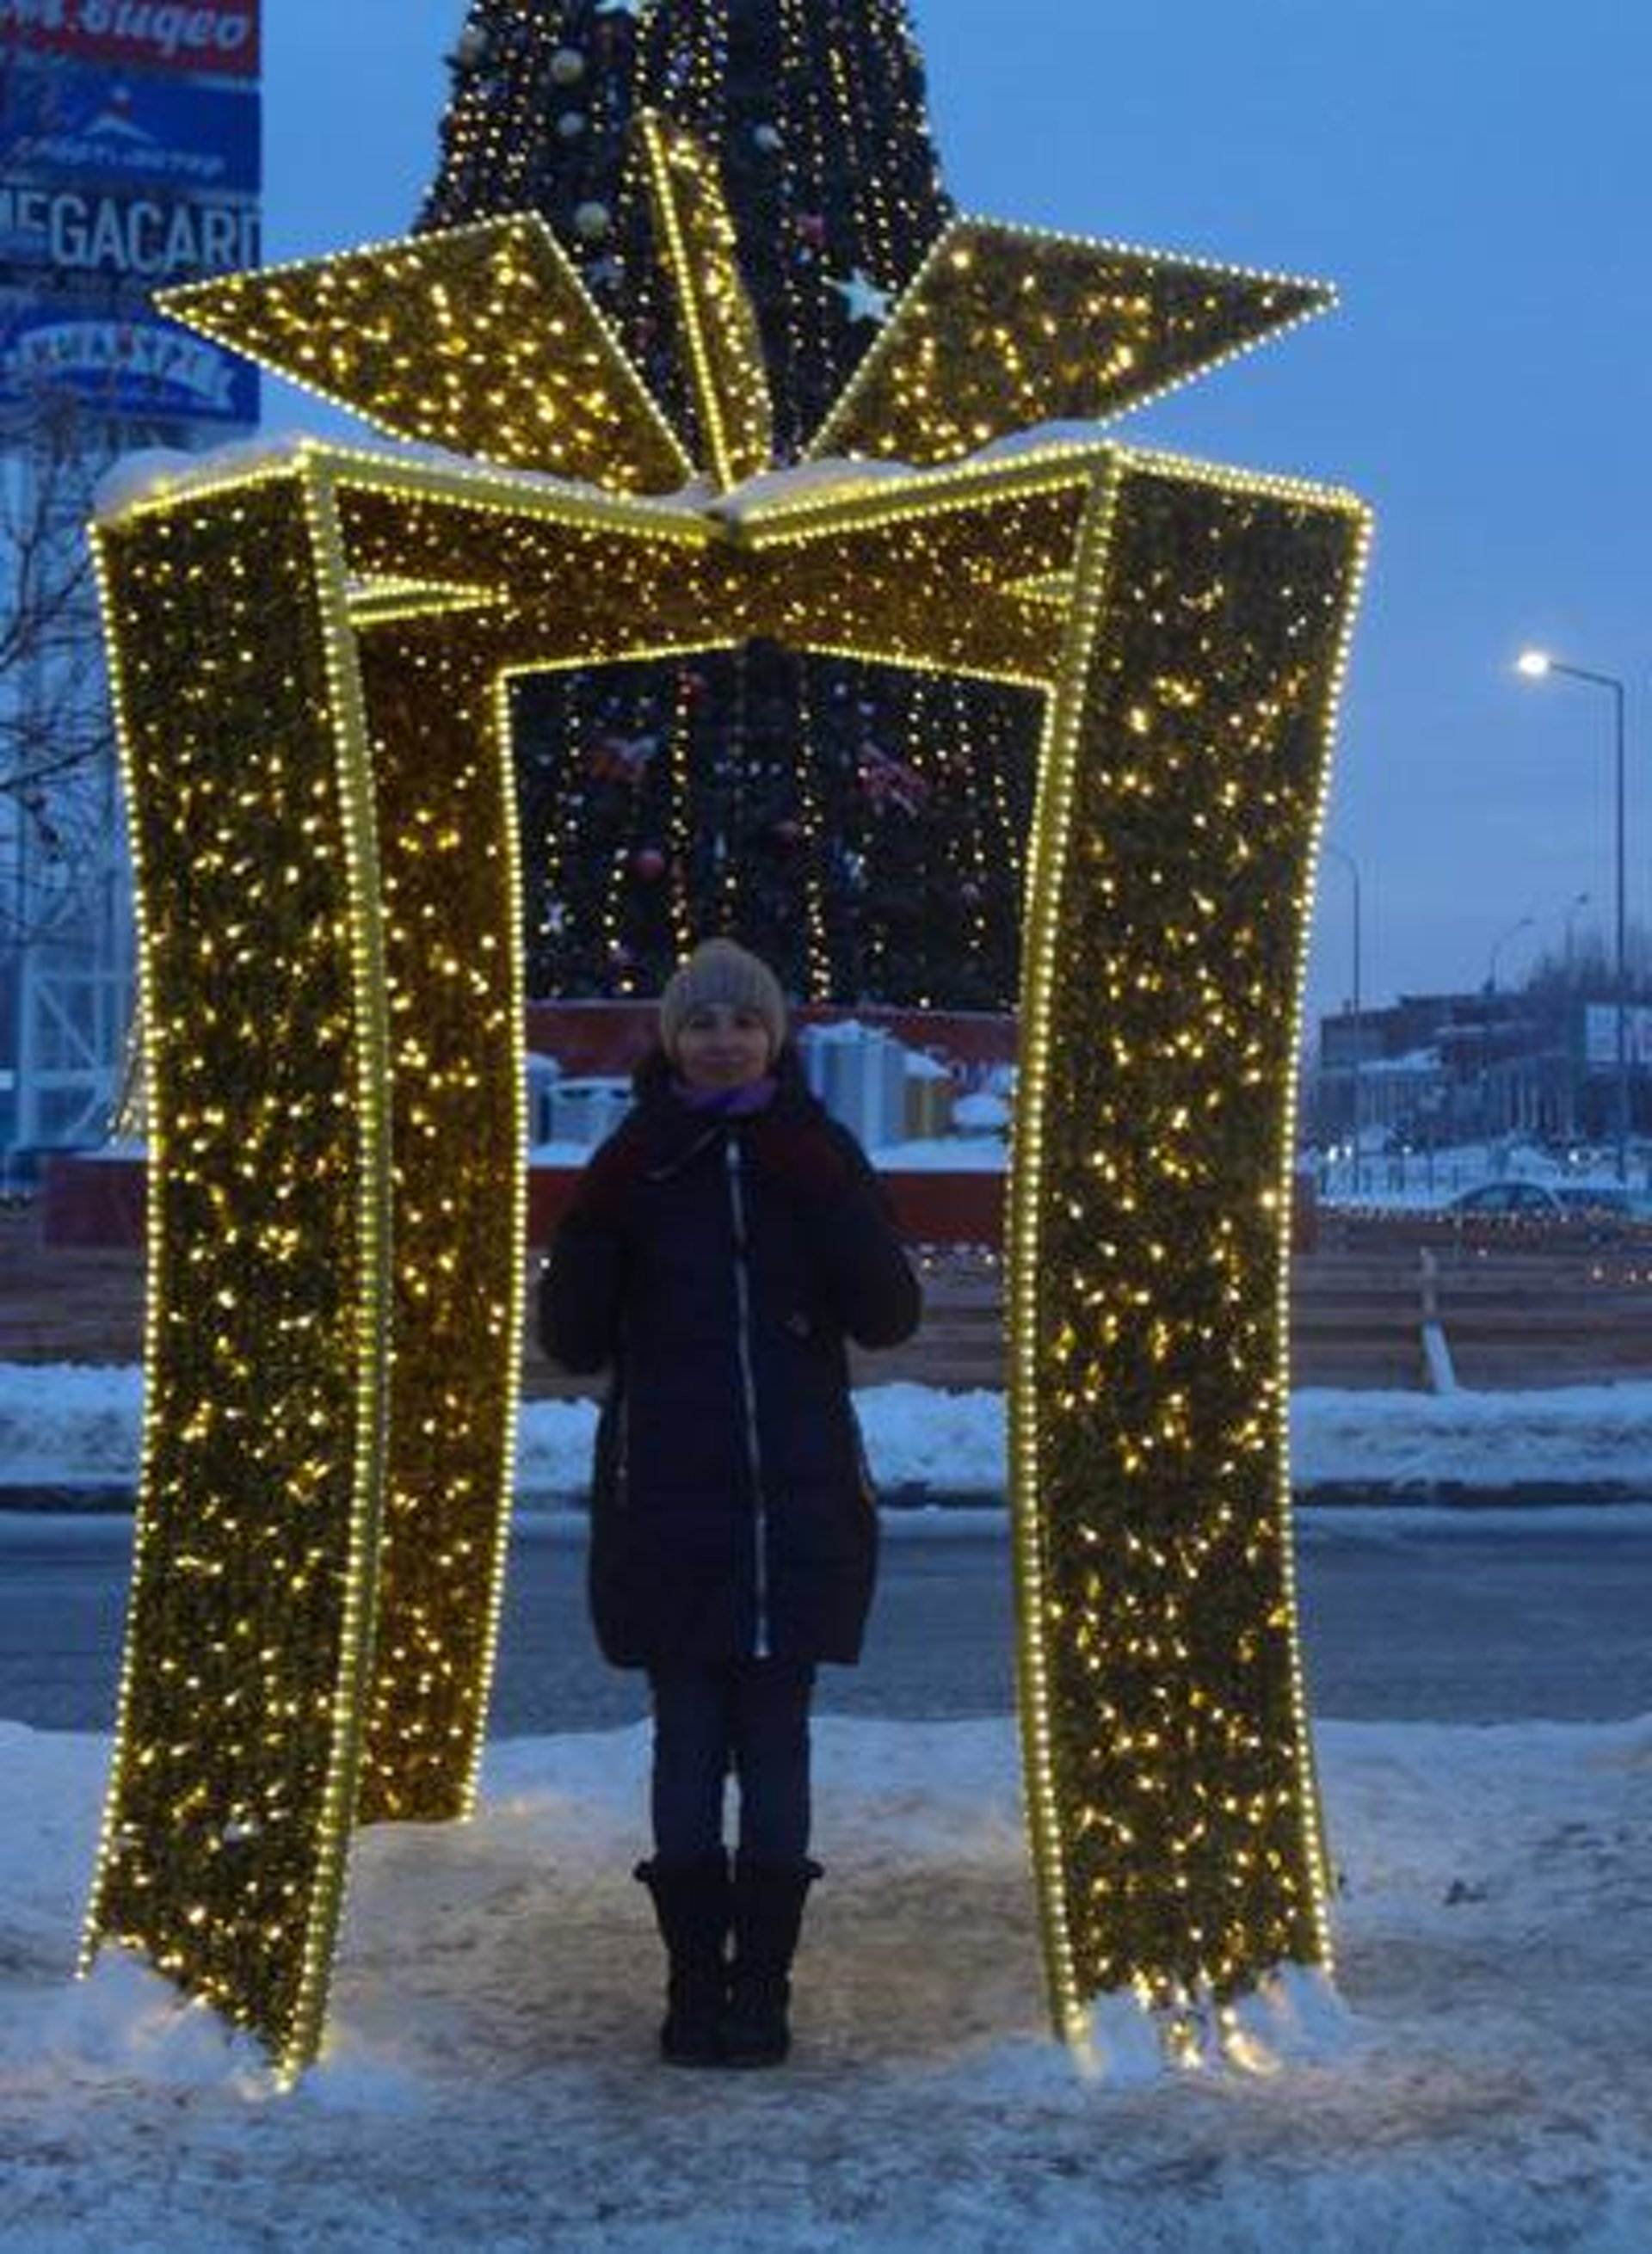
422, 0, 1037, 1007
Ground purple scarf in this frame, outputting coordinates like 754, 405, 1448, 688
671, 1074, 778, 1118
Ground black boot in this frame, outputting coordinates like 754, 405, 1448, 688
634, 1853, 730, 2067
723, 1856, 822, 2069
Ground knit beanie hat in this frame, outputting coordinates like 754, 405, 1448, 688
659, 938, 788, 1062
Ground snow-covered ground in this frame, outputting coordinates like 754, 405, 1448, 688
7, 1363, 1652, 1500
1, 1711, 1648, 2249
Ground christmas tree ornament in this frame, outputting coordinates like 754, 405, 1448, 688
549, 44, 586, 83
87, 110, 1367, 2085
558, 111, 589, 139
417, 0, 993, 1013
572, 198, 613, 241
830, 268, 893, 325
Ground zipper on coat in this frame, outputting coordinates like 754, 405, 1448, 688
615, 1380, 631, 1512
726, 1136, 770, 1659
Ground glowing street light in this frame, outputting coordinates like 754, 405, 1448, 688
1514, 647, 1630, 1179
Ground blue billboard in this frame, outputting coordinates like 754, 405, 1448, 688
0, 288, 257, 422
0, 60, 259, 194
0, 176, 259, 279
0, 50, 260, 430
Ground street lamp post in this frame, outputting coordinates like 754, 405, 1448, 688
1563, 890, 1593, 1139
1485, 912, 1535, 995
1482, 912, 1534, 1145
1563, 889, 1592, 974
1517, 650, 1630, 1180
1323, 843, 1363, 1192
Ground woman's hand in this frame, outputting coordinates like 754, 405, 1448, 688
743, 1114, 854, 1206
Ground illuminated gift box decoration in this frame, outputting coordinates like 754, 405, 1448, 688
83, 117, 1369, 2080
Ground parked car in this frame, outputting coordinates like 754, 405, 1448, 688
1551, 1185, 1640, 1219
1446, 1183, 1565, 1219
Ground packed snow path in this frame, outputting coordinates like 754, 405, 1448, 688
2, 1714, 1649, 2250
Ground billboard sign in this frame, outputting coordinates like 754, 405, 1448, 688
1583, 1004, 1652, 1072
0, 62, 259, 193
0, 176, 257, 277
0, 4, 261, 428
0, 288, 256, 420
0, 2, 259, 79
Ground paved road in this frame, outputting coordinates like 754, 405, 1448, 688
2, 1509, 1649, 1734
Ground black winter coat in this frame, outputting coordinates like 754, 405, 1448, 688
539, 1047, 922, 1669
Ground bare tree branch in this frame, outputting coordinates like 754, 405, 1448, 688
0, 388, 119, 943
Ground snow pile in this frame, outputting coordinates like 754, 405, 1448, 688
1291, 1383, 1652, 1492
2, 1712, 1649, 2247
95, 433, 713, 527
711, 452, 925, 520
0, 1363, 144, 1488
0, 1371, 1001, 1499
856, 1382, 1006, 1493
950, 1092, 1011, 1136
94, 434, 317, 520
513, 1391, 598, 1497
10, 1361, 1652, 1502
866, 1134, 1008, 1170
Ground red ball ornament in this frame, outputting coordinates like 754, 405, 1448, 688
631, 847, 667, 882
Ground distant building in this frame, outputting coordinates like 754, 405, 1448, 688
1309, 989, 1652, 1149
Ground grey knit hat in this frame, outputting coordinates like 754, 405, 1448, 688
659, 938, 787, 1062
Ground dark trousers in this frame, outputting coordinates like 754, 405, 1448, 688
647, 1659, 816, 1865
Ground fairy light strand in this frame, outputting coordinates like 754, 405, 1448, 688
90, 123, 1367, 2078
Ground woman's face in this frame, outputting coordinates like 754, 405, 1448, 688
674, 1002, 774, 1092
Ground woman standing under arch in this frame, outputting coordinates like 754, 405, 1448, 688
540, 939, 922, 2066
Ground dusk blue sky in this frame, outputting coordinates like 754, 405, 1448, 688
268, 3, 1649, 1027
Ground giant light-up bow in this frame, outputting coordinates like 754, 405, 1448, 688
83, 116, 1369, 2081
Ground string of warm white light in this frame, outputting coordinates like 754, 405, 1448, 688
430, 0, 996, 1014
84, 114, 1368, 2081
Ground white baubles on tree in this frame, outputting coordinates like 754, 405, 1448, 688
550, 46, 587, 86
573, 200, 613, 242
